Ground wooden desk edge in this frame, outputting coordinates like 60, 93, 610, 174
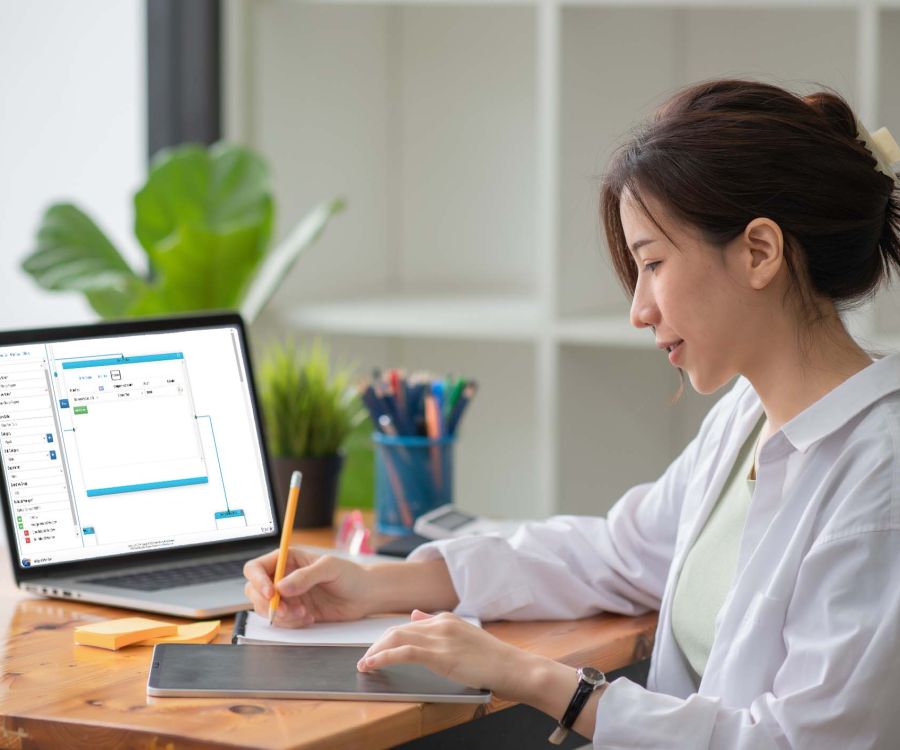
0, 522, 658, 750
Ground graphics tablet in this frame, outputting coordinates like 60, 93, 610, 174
147, 643, 492, 703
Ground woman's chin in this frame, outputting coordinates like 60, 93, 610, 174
686, 368, 733, 396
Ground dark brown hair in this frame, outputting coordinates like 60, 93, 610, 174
601, 79, 900, 314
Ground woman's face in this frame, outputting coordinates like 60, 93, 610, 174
620, 191, 759, 395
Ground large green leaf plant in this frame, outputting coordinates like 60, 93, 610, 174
21, 142, 344, 321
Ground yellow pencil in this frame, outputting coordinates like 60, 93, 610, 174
269, 470, 303, 625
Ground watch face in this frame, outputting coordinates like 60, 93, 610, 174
579, 667, 605, 686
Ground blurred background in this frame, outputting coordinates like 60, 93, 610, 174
3, 0, 900, 543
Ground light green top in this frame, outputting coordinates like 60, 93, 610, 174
670, 417, 765, 684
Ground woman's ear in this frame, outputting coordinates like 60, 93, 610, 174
743, 218, 784, 290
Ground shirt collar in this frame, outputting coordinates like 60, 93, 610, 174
779, 352, 900, 452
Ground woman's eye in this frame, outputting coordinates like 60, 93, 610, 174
643, 261, 661, 273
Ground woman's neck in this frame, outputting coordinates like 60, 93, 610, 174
744, 313, 873, 433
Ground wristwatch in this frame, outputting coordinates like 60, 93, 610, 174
548, 666, 607, 745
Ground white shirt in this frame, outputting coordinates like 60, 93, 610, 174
410, 353, 900, 749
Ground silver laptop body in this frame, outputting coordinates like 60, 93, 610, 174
0, 313, 281, 618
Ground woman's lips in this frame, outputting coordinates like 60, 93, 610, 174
667, 340, 684, 366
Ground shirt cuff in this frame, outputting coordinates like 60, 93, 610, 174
408, 535, 534, 620
593, 677, 718, 749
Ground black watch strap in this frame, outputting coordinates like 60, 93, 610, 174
548, 667, 606, 745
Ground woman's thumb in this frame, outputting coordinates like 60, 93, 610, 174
277, 556, 334, 596
411, 609, 434, 621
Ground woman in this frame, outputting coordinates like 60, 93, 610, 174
244, 80, 900, 748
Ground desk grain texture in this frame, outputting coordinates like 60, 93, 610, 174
0, 524, 657, 750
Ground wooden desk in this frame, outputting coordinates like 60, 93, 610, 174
0, 525, 657, 750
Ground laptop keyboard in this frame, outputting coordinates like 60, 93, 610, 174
83, 557, 247, 591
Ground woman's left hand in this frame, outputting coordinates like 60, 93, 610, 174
357, 610, 535, 700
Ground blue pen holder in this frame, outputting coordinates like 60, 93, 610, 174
373, 433, 455, 535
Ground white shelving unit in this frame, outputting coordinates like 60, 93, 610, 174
224, 0, 900, 520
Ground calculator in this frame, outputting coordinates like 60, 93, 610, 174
412, 504, 525, 540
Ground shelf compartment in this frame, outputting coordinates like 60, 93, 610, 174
282, 294, 543, 341
237, 1, 538, 312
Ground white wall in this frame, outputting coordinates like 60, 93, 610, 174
0, 0, 145, 548
0, 0, 146, 330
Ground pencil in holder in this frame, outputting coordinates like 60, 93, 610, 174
373, 433, 455, 535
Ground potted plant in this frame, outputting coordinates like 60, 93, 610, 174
20, 142, 344, 323
258, 338, 365, 528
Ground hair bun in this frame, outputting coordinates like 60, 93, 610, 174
803, 91, 858, 141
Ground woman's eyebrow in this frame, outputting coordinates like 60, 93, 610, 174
629, 238, 656, 256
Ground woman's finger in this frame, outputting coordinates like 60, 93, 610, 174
245, 582, 278, 620
244, 580, 278, 613
243, 546, 312, 597
276, 596, 310, 623
243, 548, 281, 597
244, 576, 314, 626
243, 580, 263, 609
276, 554, 339, 597
358, 644, 431, 672
361, 625, 403, 660
362, 622, 433, 662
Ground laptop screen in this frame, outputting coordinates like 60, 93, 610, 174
0, 321, 276, 570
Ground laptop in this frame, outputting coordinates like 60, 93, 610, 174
0, 312, 283, 618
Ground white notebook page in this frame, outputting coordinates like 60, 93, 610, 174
240, 611, 481, 647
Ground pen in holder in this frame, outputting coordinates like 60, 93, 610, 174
373, 433, 455, 535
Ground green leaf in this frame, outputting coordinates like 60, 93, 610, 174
122, 287, 174, 317
21, 204, 146, 318
150, 221, 271, 312
135, 143, 273, 254
133, 143, 274, 311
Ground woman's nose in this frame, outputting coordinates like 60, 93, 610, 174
630, 281, 660, 330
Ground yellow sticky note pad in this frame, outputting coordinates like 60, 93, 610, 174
136, 620, 221, 646
74, 617, 177, 650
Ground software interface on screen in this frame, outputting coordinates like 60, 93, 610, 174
0, 326, 275, 570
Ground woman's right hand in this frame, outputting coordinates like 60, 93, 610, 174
243, 547, 372, 627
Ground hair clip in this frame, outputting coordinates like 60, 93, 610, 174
856, 119, 900, 183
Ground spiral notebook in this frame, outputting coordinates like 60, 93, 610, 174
231, 610, 481, 647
